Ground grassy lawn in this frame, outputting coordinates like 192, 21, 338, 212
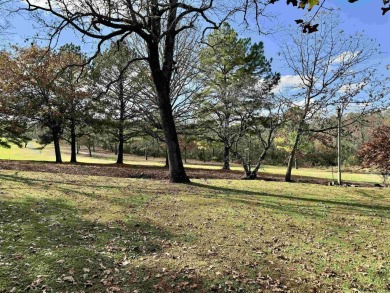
0, 142, 381, 184
0, 142, 114, 164
259, 165, 381, 184
0, 170, 389, 292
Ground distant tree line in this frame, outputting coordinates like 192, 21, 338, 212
0, 11, 389, 182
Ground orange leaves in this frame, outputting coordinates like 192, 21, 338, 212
358, 125, 390, 176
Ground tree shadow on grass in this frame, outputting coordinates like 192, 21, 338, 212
0, 196, 310, 293
0, 173, 121, 189
0, 197, 209, 292
0, 173, 146, 208
0, 174, 377, 292
355, 189, 386, 199
0, 173, 42, 187
2, 196, 294, 292
189, 182, 390, 219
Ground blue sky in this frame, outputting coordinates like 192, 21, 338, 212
4, 0, 390, 77
236, 0, 390, 75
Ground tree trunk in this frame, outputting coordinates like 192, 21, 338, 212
222, 143, 230, 170
148, 63, 189, 182
52, 126, 62, 163
286, 89, 311, 182
88, 145, 92, 157
147, 18, 189, 183
165, 148, 169, 169
77, 141, 80, 154
295, 157, 298, 169
116, 135, 124, 164
285, 131, 302, 182
241, 149, 268, 180
70, 118, 77, 163
160, 102, 189, 182
116, 82, 125, 165
184, 145, 187, 164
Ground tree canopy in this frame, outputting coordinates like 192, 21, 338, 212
358, 125, 390, 177
197, 23, 280, 170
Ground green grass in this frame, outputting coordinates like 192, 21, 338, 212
0, 141, 381, 184
0, 141, 114, 164
0, 170, 389, 292
259, 165, 381, 184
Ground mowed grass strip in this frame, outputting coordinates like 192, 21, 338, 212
0, 170, 389, 292
0, 141, 381, 184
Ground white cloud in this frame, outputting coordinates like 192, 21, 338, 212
23, 0, 51, 9
332, 51, 360, 64
272, 75, 303, 93
338, 82, 365, 95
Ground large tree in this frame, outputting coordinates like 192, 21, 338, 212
1, 46, 65, 162
0, 51, 30, 147
278, 11, 389, 182
57, 44, 92, 163
358, 125, 390, 186
234, 94, 287, 179
18, 0, 388, 181
21, 0, 227, 182
0, 45, 90, 163
134, 29, 201, 165
93, 43, 142, 164
198, 23, 279, 170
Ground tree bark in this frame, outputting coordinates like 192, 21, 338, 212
222, 143, 230, 170
165, 148, 169, 169
241, 149, 268, 180
148, 45, 189, 183
285, 131, 301, 182
159, 98, 189, 182
52, 126, 62, 163
88, 145, 92, 157
116, 79, 125, 165
145, 6, 190, 183
117, 134, 124, 164
285, 91, 310, 182
70, 118, 77, 163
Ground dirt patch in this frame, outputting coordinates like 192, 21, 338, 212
0, 160, 377, 187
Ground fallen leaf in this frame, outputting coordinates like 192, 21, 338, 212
63, 276, 75, 283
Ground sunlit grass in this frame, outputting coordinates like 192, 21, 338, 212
0, 171, 389, 292
0, 141, 112, 164
0, 141, 381, 183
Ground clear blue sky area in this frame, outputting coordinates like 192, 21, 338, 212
236, 0, 390, 74
4, 0, 390, 76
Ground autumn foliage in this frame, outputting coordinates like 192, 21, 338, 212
358, 125, 390, 175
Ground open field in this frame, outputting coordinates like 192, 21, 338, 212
0, 170, 389, 292
0, 142, 382, 184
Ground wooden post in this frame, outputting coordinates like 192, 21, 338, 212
337, 107, 342, 185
